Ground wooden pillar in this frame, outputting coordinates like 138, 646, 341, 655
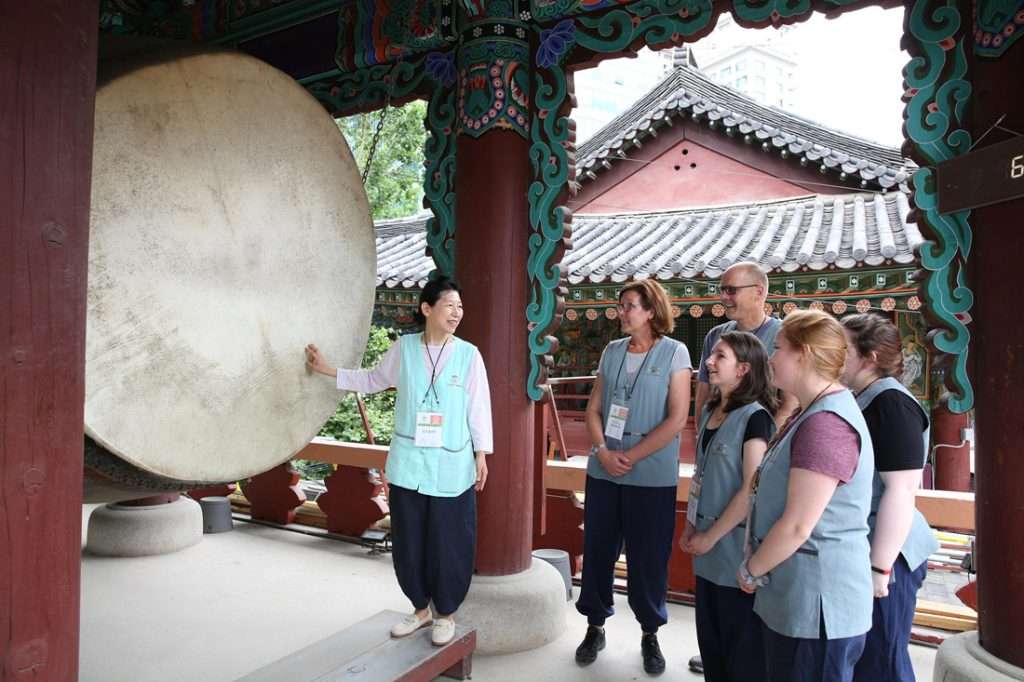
455, 129, 534, 576
0, 1, 98, 678
930, 404, 971, 492
969, 40, 1024, 668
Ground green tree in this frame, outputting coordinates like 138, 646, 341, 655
294, 326, 398, 481
337, 101, 427, 220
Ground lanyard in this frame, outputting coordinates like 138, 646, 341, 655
754, 383, 836, 490
744, 383, 836, 557
853, 376, 883, 399
613, 338, 657, 402
422, 336, 449, 406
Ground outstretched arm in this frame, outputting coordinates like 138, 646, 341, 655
305, 342, 400, 394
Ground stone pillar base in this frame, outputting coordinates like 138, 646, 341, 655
935, 631, 1024, 681
457, 559, 567, 655
86, 496, 203, 557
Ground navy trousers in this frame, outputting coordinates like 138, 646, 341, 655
763, 613, 867, 682
695, 577, 765, 682
575, 475, 677, 632
853, 556, 928, 682
388, 484, 476, 615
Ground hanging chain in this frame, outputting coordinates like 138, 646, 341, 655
360, 66, 396, 186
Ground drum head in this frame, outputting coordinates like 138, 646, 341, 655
87, 48, 375, 486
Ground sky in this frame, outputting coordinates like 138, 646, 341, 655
575, 6, 908, 147
750, 6, 908, 146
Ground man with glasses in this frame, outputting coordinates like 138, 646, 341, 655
688, 261, 795, 675
692, 262, 792, 425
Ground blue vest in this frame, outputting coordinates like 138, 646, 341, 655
692, 401, 775, 587
588, 336, 686, 487
700, 318, 783, 378
388, 333, 476, 497
749, 390, 874, 639
856, 377, 939, 571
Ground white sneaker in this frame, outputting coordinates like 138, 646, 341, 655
390, 611, 432, 638
431, 617, 455, 646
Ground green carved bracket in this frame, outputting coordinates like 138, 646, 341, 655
424, 83, 459, 278
903, 0, 974, 412
973, 0, 1024, 57
308, 54, 443, 116
574, 0, 718, 54
527, 22, 575, 400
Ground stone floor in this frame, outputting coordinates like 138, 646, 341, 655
921, 567, 971, 605
80, 506, 938, 681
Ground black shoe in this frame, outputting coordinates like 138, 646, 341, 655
575, 625, 606, 665
688, 655, 704, 674
641, 632, 666, 675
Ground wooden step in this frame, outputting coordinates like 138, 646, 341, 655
237, 610, 475, 682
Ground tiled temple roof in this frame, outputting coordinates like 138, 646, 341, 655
374, 192, 923, 288
576, 67, 914, 191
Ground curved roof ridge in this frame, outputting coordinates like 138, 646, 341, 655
373, 191, 919, 287
576, 66, 913, 191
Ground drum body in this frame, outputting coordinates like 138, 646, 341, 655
85, 48, 375, 501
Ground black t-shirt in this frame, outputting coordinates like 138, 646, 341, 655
862, 389, 928, 472
701, 409, 774, 453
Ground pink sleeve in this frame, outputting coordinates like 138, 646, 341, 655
790, 412, 861, 483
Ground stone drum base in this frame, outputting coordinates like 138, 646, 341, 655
86, 496, 203, 557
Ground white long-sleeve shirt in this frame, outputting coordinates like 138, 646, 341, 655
336, 340, 494, 454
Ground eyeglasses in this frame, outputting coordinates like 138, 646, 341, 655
720, 284, 759, 296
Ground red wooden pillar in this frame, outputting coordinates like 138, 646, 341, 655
930, 404, 971, 492
455, 129, 534, 576
969, 41, 1024, 668
1, 2, 98, 678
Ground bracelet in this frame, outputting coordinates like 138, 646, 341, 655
871, 565, 892, 576
739, 559, 770, 587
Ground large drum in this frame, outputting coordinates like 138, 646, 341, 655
85, 48, 375, 502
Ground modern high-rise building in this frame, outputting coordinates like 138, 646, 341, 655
571, 47, 669, 143
698, 44, 798, 109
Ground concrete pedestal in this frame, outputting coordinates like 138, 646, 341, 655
86, 496, 203, 557
457, 559, 567, 655
934, 631, 1024, 681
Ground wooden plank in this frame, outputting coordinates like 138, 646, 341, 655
329, 625, 474, 681
237, 610, 474, 682
237, 611, 398, 681
297, 438, 388, 468
936, 135, 1024, 214
291, 441, 974, 530
915, 489, 975, 531
916, 599, 977, 620
913, 612, 976, 632
546, 456, 695, 500
544, 458, 972, 529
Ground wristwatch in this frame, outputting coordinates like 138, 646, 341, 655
739, 559, 770, 588
589, 444, 606, 456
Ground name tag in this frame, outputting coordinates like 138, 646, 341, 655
415, 411, 444, 447
686, 479, 702, 526
604, 401, 629, 441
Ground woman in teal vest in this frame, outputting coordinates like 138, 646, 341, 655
738, 310, 874, 682
574, 279, 692, 676
305, 276, 492, 647
681, 330, 777, 681
842, 314, 938, 682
